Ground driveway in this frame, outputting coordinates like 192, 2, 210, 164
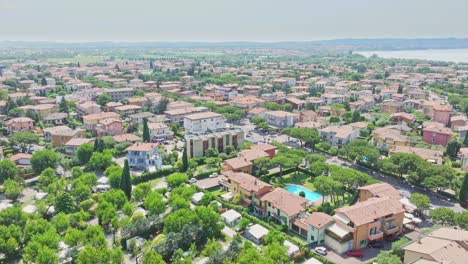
321, 246, 382, 264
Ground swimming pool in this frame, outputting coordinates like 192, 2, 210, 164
284, 185, 322, 202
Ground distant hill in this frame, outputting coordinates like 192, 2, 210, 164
1, 38, 468, 51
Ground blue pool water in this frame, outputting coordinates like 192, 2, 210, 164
284, 185, 322, 202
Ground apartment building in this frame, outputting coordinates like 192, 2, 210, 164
82, 112, 120, 132
165, 107, 209, 124
126, 142, 162, 171
220, 171, 273, 211
102, 88, 134, 102
264, 111, 298, 128
5, 117, 34, 132
319, 125, 359, 146
325, 198, 405, 253
148, 123, 173, 140
183, 111, 226, 134
185, 128, 244, 158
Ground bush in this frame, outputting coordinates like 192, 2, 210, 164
132, 169, 174, 184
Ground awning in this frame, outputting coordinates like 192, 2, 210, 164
326, 223, 351, 238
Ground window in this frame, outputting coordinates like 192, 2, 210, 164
310, 235, 315, 241
369, 227, 377, 235
268, 202, 271, 207
360, 239, 367, 246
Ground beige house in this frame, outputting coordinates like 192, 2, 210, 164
6, 117, 34, 132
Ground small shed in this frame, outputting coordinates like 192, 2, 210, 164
221, 209, 242, 227
245, 224, 269, 245
192, 192, 205, 205
283, 240, 300, 257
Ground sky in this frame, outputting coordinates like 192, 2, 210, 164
1, 0, 467, 42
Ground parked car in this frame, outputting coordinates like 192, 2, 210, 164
209, 173, 219, 178
189, 178, 197, 183
346, 249, 364, 257
314, 247, 327, 256
367, 240, 384, 249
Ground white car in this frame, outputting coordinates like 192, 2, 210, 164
209, 173, 219, 178
314, 247, 327, 256
189, 178, 197, 183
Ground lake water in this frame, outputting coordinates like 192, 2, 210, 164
284, 184, 322, 202
357, 49, 468, 63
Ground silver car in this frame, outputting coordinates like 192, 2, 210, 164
314, 247, 327, 256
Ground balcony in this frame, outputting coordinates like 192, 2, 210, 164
384, 225, 400, 234
367, 231, 383, 241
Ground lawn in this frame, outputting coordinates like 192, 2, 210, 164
279, 172, 316, 191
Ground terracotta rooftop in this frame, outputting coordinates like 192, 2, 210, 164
112, 133, 141, 143
335, 197, 405, 226
222, 171, 271, 193
125, 142, 159, 152
184, 111, 222, 120
358, 183, 401, 199
260, 188, 309, 217
302, 212, 334, 229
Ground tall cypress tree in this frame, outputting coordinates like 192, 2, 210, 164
93, 139, 100, 151
181, 146, 188, 172
463, 132, 468, 147
120, 160, 132, 200
143, 119, 150, 142
460, 173, 468, 207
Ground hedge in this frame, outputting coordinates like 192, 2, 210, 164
132, 168, 175, 184
194, 168, 222, 180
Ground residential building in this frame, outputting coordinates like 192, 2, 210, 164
390, 146, 443, 165
82, 112, 120, 132
402, 227, 468, 264
9, 153, 32, 167
95, 118, 124, 138
432, 104, 452, 125
165, 107, 208, 124
321, 93, 345, 105
291, 212, 334, 245
65, 138, 94, 156
102, 88, 134, 101
128, 112, 156, 126
76, 101, 101, 117
422, 125, 453, 146
148, 123, 173, 140
50, 128, 86, 147
185, 128, 244, 158
260, 188, 311, 227
319, 125, 359, 146
125, 142, 162, 171
229, 96, 262, 109
451, 115, 467, 130
220, 171, 273, 210
264, 111, 298, 128
114, 104, 142, 117
245, 224, 269, 245
113, 133, 141, 144
299, 110, 318, 122
5, 117, 34, 132
372, 126, 410, 149
325, 198, 404, 253
357, 183, 401, 202
44, 113, 68, 126
222, 157, 253, 174
381, 100, 402, 113
184, 112, 226, 134
390, 112, 415, 125
43, 126, 72, 142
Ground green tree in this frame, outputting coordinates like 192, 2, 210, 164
2, 179, 23, 201
143, 118, 150, 142
8, 131, 40, 153
144, 191, 166, 215
120, 159, 132, 200
144, 251, 166, 264
96, 201, 117, 227
31, 149, 58, 175
377, 251, 402, 264
0, 159, 18, 184
87, 150, 113, 171
181, 146, 188, 172
430, 207, 455, 226
55, 192, 76, 214
454, 211, 468, 229
76, 143, 94, 165
96, 93, 112, 106
446, 139, 461, 160
460, 173, 468, 207
59, 97, 69, 113
410, 193, 431, 217
167, 173, 189, 187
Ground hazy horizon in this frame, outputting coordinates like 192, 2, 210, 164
1, 0, 468, 42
